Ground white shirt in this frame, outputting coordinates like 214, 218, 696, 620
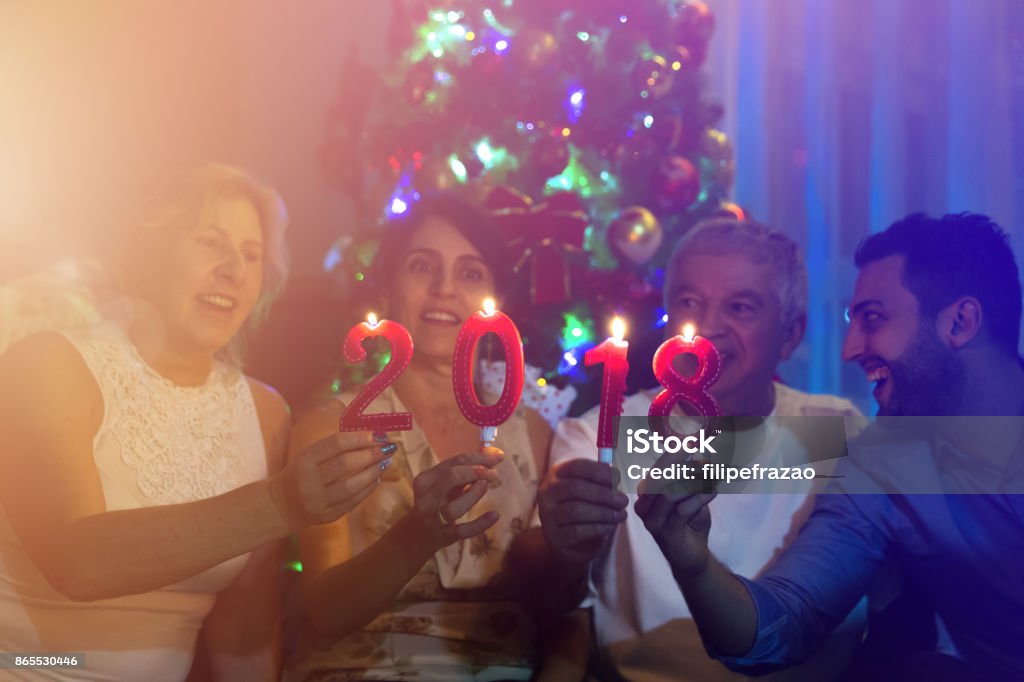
551, 382, 865, 681
0, 323, 267, 681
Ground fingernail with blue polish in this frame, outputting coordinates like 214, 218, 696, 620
378, 458, 392, 471
380, 442, 398, 456
373, 431, 389, 443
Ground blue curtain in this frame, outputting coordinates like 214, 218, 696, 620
705, 0, 1024, 413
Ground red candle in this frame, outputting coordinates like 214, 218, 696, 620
452, 298, 525, 447
585, 317, 629, 464
339, 313, 415, 434
649, 323, 721, 437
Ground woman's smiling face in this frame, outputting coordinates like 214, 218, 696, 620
143, 194, 265, 356
386, 216, 497, 361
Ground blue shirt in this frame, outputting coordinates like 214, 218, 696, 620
715, 424, 1024, 678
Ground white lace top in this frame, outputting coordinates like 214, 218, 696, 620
0, 322, 268, 681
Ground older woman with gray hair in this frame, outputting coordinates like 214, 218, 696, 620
0, 163, 391, 681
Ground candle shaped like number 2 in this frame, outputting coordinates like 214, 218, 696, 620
585, 317, 629, 464
338, 313, 415, 435
452, 298, 526, 448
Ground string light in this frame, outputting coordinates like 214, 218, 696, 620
448, 154, 468, 181
567, 87, 586, 122
390, 197, 409, 214
561, 312, 595, 349
476, 139, 494, 163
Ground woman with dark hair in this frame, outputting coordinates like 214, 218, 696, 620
285, 194, 556, 681
0, 163, 390, 680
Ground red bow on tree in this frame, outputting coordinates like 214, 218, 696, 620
485, 186, 590, 306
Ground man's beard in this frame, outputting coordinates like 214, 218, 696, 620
879, 327, 966, 417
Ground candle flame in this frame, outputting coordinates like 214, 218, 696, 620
682, 323, 696, 342
483, 298, 496, 315
367, 312, 379, 327
611, 317, 626, 342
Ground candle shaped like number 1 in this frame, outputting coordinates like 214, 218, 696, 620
338, 313, 415, 435
452, 298, 526, 448
585, 317, 629, 464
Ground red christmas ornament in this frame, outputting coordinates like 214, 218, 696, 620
654, 156, 701, 210
672, 1, 716, 46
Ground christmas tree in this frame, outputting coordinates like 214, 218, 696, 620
320, 0, 739, 418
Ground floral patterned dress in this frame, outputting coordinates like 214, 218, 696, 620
286, 387, 542, 682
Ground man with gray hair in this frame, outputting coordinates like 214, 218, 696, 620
539, 218, 865, 680
662, 218, 810, 416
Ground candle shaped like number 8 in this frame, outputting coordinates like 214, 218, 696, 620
338, 313, 415, 434
649, 323, 722, 437
585, 317, 629, 464
452, 298, 526, 448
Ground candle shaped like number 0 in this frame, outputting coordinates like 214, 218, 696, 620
585, 317, 629, 464
452, 298, 526, 448
338, 313, 415, 434
649, 323, 722, 437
